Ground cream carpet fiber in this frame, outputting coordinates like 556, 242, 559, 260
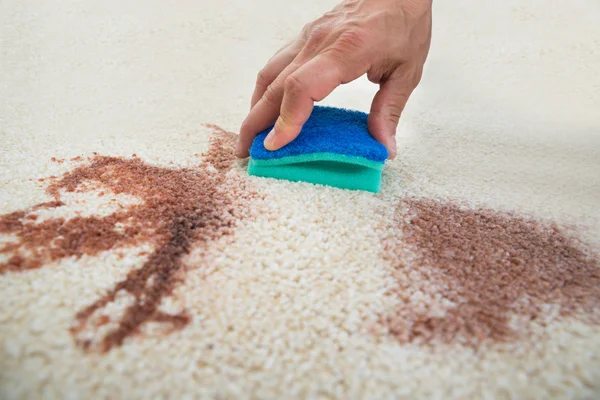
1, 0, 600, 399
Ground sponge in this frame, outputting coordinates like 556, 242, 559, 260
247, 105, 388, 193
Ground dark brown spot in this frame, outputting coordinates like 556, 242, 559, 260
0, 211, 26, 233
382, 198, 600, 347
0, 127, 254, 352
32, 201, 64, 210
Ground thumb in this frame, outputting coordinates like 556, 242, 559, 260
367, 70, 414, 159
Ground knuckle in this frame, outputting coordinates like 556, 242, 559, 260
262, 83, 280, 105
310, 25, 329, 42
335, 28, 366, 51
300, 22, 312, 39
367, 66, 390, 84
283, 75, 304, 95
387, 95, 408, 121
412, 68, 424, 86
387, 109, 402, 123
325, 29, 366, 74
304, 24, 330, 50
367, 71, 380, 84
256, 68, 272, 87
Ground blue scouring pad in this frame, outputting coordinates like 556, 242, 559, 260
247, 105, 388, 193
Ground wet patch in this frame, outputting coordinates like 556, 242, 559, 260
0, 127, 256, 352
381, 198, 600, 347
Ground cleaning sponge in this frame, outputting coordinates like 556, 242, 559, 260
247, 106, 388, 193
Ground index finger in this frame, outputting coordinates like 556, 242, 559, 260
250, 41, 299, 109
264, 53, 361, 151
235, 59, 303, 158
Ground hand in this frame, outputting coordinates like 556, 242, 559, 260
236, 0, 432, 159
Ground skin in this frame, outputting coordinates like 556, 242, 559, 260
236, 0, 432, 159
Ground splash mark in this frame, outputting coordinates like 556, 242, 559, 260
0, 128, 255, 352
381, 198, 600, 347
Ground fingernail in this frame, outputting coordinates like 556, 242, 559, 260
234, 141, 243, 158
388, 136, 397, 159
264, 129, 276, 151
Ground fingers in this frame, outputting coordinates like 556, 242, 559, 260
367, 67, 418, 159
250, 42, 301, 109
236, 26, 368, 158
236, 59, 304, 158
264, 53, 359, 151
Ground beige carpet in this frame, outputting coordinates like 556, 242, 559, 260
1, 0, 600, 398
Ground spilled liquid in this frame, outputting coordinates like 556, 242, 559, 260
0, 127, 255, 352
382, 198, 600, 346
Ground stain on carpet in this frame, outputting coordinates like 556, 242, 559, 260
0, 126, 256, 352
381, 198, 600, 347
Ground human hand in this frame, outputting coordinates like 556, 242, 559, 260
236, 0, 432, 159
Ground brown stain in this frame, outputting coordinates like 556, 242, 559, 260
382, 198, 600, 347
0, 127, 253, 352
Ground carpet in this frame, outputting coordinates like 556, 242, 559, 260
1, 0, 600, 399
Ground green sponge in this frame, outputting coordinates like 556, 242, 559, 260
248, 153, 384, 192
247, 106, 388, 193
